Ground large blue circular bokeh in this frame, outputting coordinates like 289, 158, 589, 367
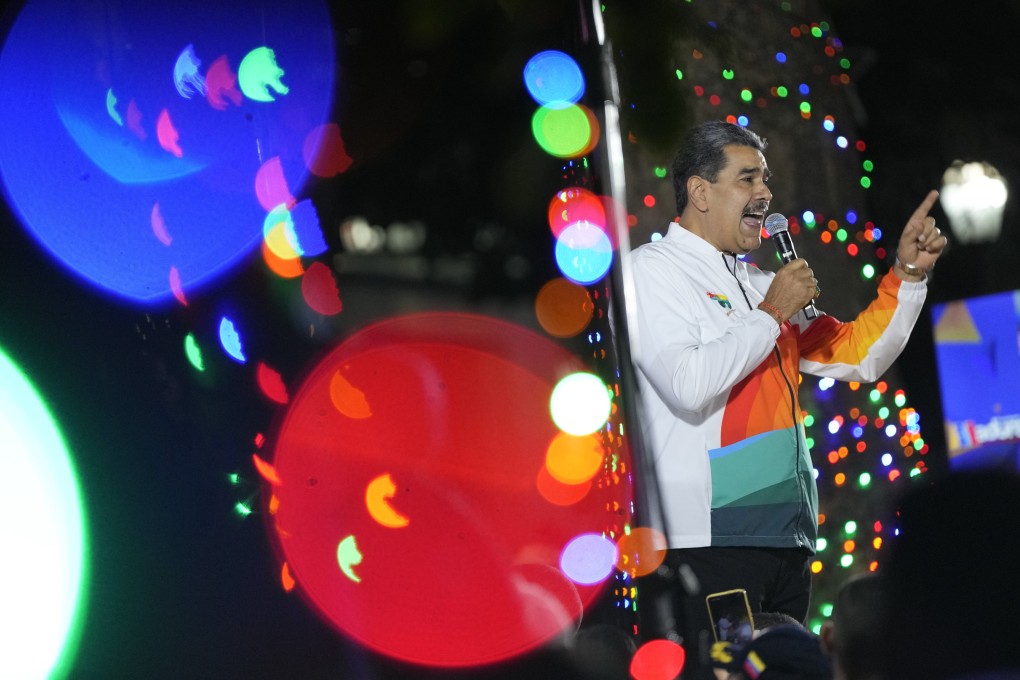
0, 0, 335, 303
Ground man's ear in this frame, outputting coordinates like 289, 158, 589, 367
688, 175, 710, 212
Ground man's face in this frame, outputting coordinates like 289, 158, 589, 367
700, 144, 772, 254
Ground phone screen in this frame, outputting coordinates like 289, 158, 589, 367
705, 589, 755, 645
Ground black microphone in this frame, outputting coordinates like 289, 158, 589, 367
763, 213, 817, 319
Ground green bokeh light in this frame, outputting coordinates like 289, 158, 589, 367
0, 347, 88, 679
237, 46, 289, 103
185, 333, 205, 371
531, 104, 594, 158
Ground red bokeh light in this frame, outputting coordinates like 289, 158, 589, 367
303, 122, 354, 177
267, 313, 622, 667
300, 261, 342, 315
256, 362, 290, 404
630, 639, 686, 680
547, 187, 606, 239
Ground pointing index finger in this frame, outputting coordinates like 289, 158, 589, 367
909, 189, 940, 223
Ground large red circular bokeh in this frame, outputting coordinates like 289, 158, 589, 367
266, 313, 619, 667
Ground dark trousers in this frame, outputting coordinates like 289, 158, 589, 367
667, 546, 812, 630
638, 546, 813, 678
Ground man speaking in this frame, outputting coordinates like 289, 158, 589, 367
627, 120, 946, 628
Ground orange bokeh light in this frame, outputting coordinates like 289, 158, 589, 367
534, 277, 594, 338
535, 464, 591, 506
545, 431, 604, 485
615, 527, 667, 578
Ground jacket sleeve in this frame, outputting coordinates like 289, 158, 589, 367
630, 250, 781, 413
796, 269, 927, 382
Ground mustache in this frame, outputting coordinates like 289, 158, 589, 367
745, 201, 770, 213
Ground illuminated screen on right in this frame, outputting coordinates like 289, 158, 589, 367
932, 289, 1020, 470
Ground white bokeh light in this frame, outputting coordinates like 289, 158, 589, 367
549, 372, 612, 435
940, 160, 1008, 244
0, 348, 88, 679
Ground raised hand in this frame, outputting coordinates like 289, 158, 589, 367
897, 190, 947, 273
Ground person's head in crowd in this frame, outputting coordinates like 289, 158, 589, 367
882, 469, 1020, 679
754, 611, 805, 638
564, 623, 636, 680
819, 571, 885, 680
713, 624, 832, 680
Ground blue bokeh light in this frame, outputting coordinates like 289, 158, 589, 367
0, 0, 335, 303
218, 316, 246, 363
554, 222, 613, 285
523, 50, 585, 108
559, 533, 617, 586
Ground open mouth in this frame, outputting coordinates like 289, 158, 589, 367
741, 209, 765, 231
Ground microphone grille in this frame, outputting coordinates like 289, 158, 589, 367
763, 213, 789, 237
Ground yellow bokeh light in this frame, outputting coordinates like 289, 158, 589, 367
545, 431, 604, 485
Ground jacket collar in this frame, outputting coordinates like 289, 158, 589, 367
665, 222, 725, 259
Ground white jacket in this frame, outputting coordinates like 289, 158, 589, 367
628, 223, 927, 550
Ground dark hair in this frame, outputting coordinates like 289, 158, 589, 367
735, 624, 833, 680
829, 572, 886, 680
754, 611, 804, 633
671, 121, 767, 216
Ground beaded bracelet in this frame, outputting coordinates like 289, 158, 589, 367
757, 301, 784, 325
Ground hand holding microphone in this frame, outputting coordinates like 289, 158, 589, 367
761, 213, 819, 321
